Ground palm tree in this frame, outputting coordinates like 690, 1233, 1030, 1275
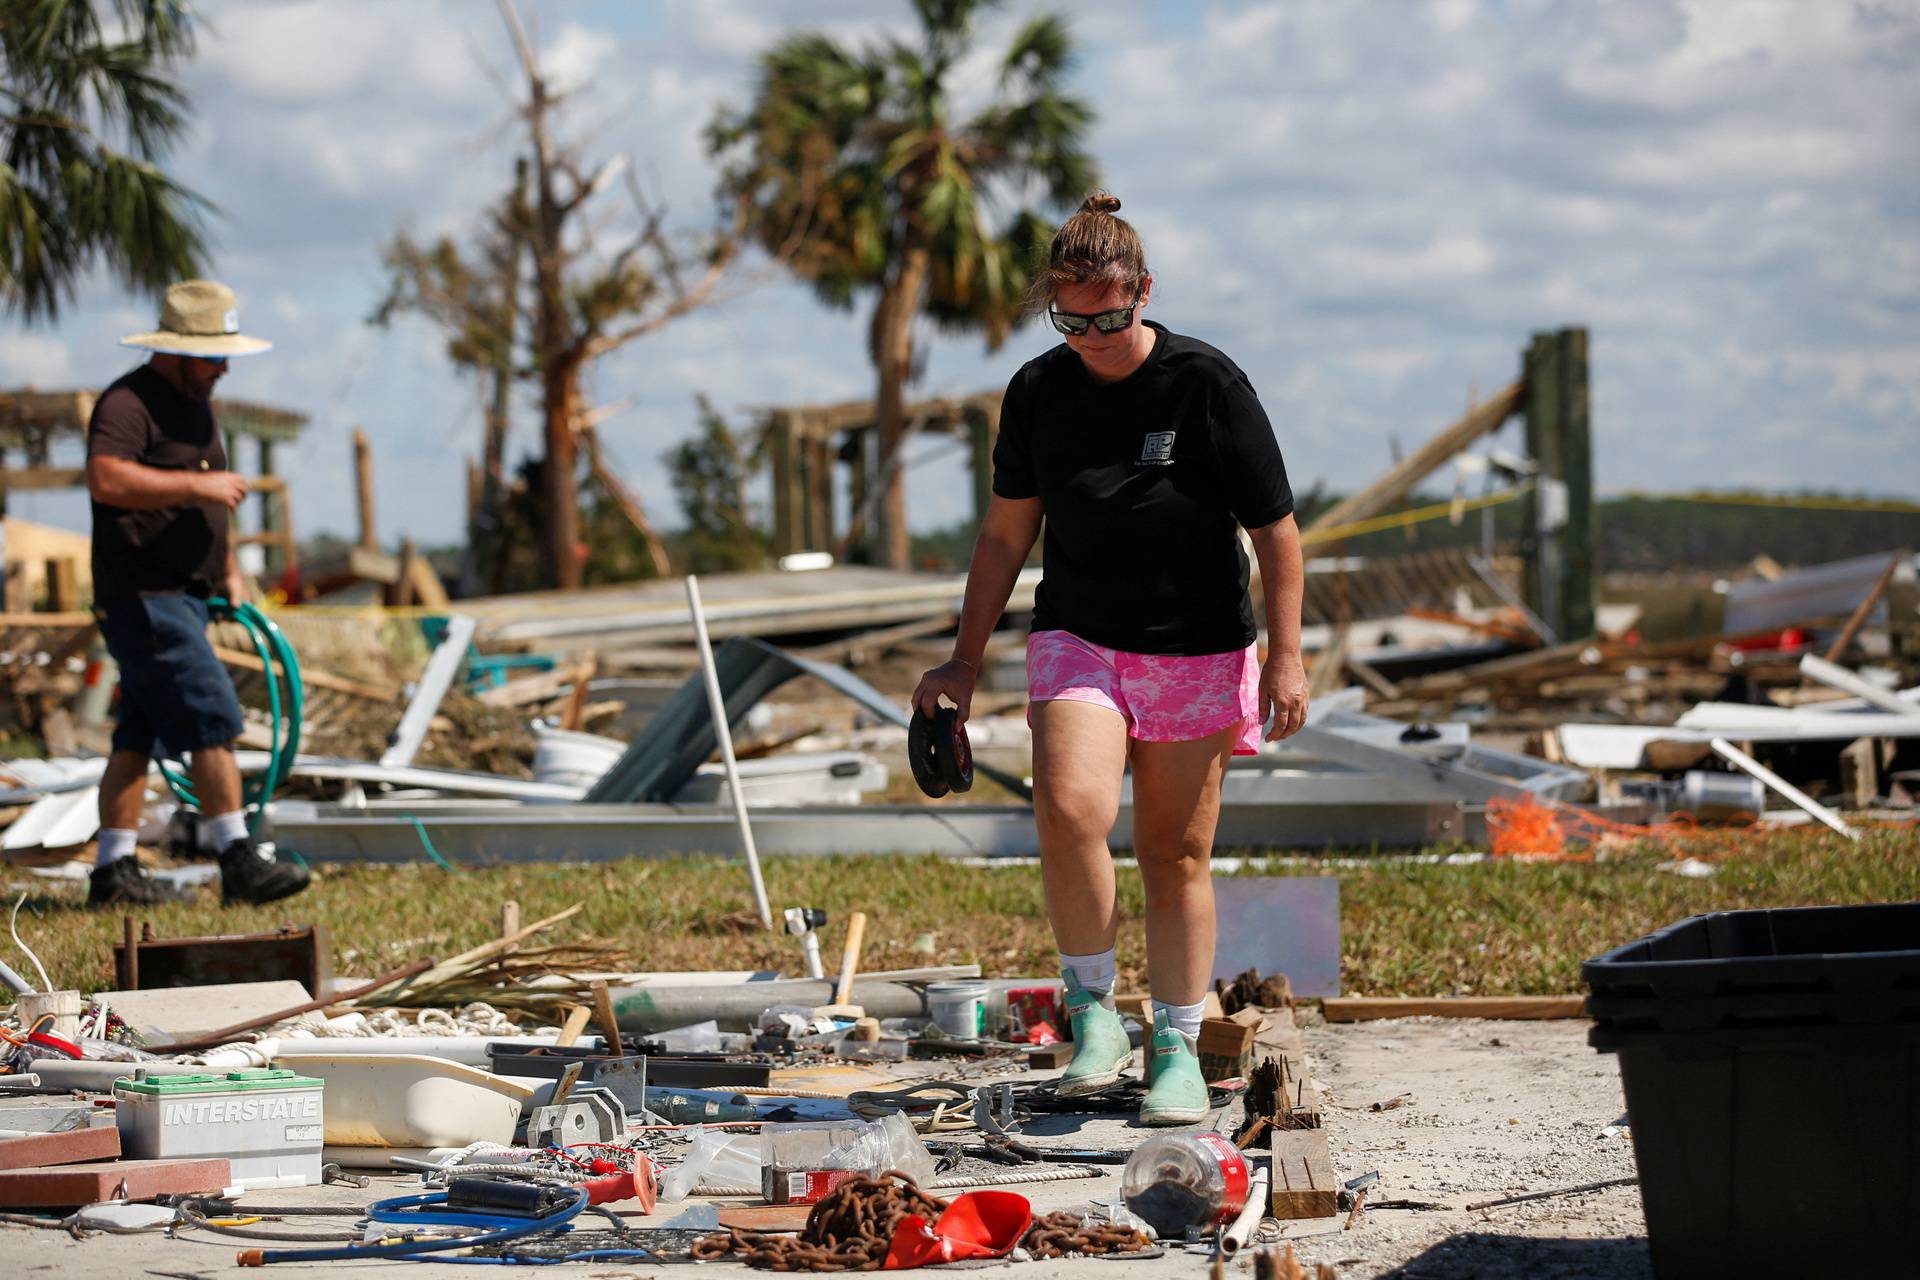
1, 1, 210, 321
711, 0, 1095, 569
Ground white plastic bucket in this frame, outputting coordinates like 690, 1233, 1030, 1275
925, 981, 990, 1038
531, 727, 624, 790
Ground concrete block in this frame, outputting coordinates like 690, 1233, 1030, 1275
0, 1125, 121, 1170
0, 1157, 230, 1207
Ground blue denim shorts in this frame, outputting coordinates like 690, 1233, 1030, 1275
97, 593, 246, 757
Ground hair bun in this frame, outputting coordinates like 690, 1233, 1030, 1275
1081, 192, 1122, 215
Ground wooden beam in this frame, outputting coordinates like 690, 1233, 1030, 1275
1320, 995, 1589, 1022
43, 557, 79, 612
1305, 381, 1523, 536
1821, 549, 1905, 663
1268, 1128, 1338, 1220
353, 427, 377, 551
559, 650, 597, 731
0, 611, 93, 629
210, 644, 399, 702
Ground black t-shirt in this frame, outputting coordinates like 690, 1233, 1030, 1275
992, 322, 1293, 655
86, 365, 230, 604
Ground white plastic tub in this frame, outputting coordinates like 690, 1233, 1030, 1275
272, 1054, 534, 1149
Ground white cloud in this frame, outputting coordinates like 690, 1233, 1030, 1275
5, 0, 1915, 546
0, 334, 75, 387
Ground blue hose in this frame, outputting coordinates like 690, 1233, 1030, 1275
243, 1186, 587, 1266
160, 598, 303, 831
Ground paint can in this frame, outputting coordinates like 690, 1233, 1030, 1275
925, 981, 990, 1038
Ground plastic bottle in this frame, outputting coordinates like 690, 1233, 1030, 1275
1119, 1133, 1251, 1239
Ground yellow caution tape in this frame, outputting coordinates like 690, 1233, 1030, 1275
1301, 485, 1530, 546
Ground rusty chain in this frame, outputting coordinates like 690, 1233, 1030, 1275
1021, 1210, 1153, 1258
690, 1173, 1151, 1270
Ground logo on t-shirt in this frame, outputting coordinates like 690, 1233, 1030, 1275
1137, 431, 1176, 466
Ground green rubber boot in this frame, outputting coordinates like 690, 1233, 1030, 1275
1140, 1009, 1210, 1126
1055, 973, 1134, 1098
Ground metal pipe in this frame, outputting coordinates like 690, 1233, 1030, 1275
685, 575, 772, 929
607, 976, 1057, 1033
0, 957, 34, 996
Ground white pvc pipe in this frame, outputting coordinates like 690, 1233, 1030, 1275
1798, 654, 1912, 716
685, 575, 773, 929
1220, 1165, 1271, 1255
1709, 738, 1859, 840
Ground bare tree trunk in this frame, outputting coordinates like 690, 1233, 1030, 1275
466, 159, 528, 597
542, 355, 584, 589
872, 243, 931, 570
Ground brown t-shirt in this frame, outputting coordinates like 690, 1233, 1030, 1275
86, 365, 229, 604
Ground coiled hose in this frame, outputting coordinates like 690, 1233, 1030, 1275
238, 1185, 586, 1266
159, 598, 303, 830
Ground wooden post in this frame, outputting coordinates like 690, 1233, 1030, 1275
44, 557, 80, 612
1521, 329, 1594, 643
258, 437, 287, 579
770, 413, 800, 556
847, 427, 870, 564
970, 403, 998, 540
353, 427, 377, 552
807, 436, 834, 552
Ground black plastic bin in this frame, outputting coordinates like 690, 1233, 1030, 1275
1584, 903, 1920, 1278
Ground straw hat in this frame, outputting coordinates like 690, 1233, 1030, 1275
119, 280, 272, 357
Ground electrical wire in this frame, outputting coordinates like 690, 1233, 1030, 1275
8, 892, 53, 994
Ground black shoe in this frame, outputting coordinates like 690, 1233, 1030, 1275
88, 856, 184, 907
218, 838, 311, 905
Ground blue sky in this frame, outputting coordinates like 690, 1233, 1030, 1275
6, 0, 1916, 548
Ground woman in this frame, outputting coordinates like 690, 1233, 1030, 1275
913, 193, 1308, 1125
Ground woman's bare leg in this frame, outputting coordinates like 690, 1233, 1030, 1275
1030, 699, 1130, 955
1129, 725, 1236, 1005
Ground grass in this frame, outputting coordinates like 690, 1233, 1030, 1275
8, 826, 1915, 1003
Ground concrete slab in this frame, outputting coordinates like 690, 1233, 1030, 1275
5, 1018, 1647, 1278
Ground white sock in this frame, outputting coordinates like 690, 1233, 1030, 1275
201, 810, 249, 850
96, 828, 139, 867
1152, 998, 1207, 1042
1060, 949, 1118, 1011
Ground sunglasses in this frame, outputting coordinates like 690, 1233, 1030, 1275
1048, 283, 1143, 337
193, 355, 229, 367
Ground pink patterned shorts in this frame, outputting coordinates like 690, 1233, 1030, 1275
1026, 629, 1263, 755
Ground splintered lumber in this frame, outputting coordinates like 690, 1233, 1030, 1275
0, 1126, 120, 1171
212, 644, 398, 702
1305, 381, 1523, 537
475, 660, 596, 707
1268, 1128, 1338, 1219
1821, 549, 1904, 662
1321, 996, 1588, 1022
0, 1158, 229, 1207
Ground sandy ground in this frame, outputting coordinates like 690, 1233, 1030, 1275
5, 1017, 1647, 1279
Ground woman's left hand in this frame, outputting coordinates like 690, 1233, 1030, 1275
1260, 651, 1309, 741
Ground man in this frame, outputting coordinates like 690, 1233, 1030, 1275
86, 279, 310, 907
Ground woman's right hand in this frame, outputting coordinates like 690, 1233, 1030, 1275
912, 659, 978, 721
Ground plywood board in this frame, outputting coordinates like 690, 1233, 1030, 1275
99, 980, 313, 1046
1211, 877, 1341, 997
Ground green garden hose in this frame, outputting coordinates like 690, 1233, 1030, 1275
158, 598, 304, 828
